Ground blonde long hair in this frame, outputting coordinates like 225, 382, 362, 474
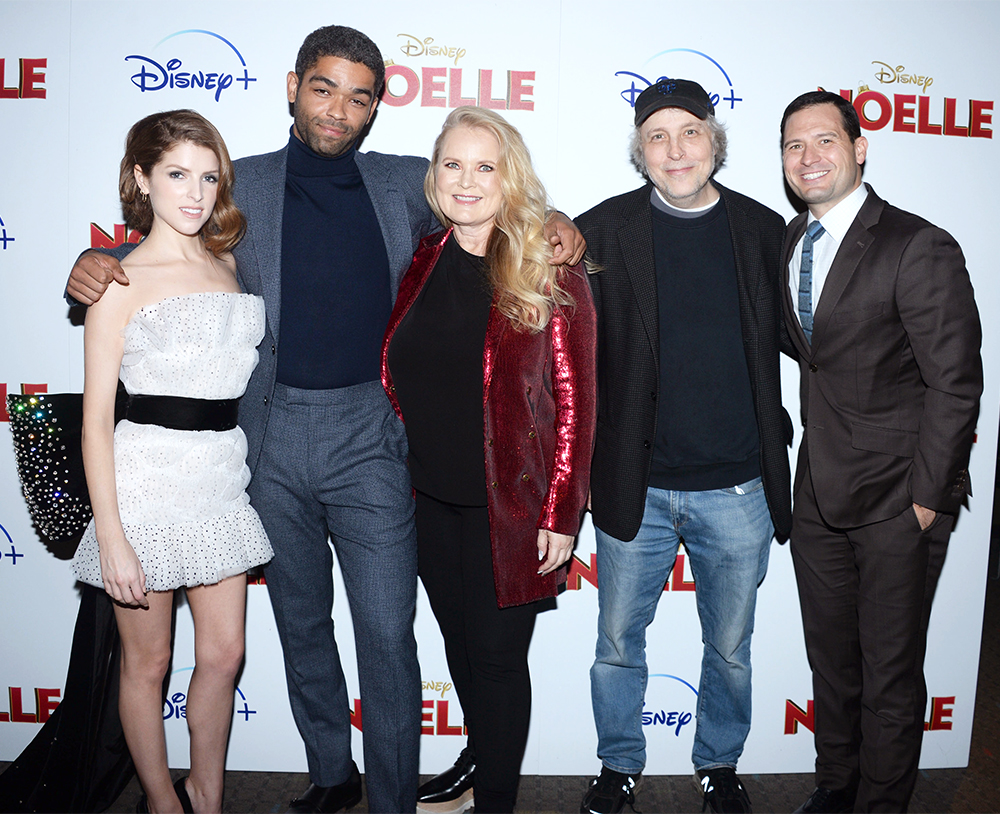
425, 107, 574, 333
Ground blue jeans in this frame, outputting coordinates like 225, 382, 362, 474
591, 478, 773, 774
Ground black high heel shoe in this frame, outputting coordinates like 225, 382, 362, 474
135, 777, 194, 814
174, 775, 195, 814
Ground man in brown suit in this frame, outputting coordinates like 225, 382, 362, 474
780, 90, 983, 813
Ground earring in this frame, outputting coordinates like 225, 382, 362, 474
140, 191, 148, 203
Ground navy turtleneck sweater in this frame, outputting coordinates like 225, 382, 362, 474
276, 131, 392, 389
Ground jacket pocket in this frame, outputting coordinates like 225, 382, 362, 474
850, 422, 917, 458
834, 302, 884, 323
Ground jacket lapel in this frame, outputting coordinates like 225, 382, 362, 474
782, 212, 811, 357
356, 151, 411, 298
811, 188, 882, 350
236, 147, 287, 343
618, 187, 659, 360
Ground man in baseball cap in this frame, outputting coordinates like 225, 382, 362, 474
576, 78, 792, 814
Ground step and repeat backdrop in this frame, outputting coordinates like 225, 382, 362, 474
2, 0, 998, 777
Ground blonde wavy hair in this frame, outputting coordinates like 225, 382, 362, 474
424, 107, 574, 333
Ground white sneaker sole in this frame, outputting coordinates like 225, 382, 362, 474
417, 788, 475, 814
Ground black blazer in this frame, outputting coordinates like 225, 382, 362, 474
577, 183, 793, 543
782, 185, 982, 527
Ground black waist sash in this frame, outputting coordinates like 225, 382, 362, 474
124, 395, 239, 431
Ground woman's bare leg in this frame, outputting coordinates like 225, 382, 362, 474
115, 590, 183, 813
182, 574, 247, 813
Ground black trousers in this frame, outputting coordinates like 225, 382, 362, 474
415, 491, 542, 814
790, 463, 952, 813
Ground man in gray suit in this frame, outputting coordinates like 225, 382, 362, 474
780, 90, 982, 813
68, 25, 583, 814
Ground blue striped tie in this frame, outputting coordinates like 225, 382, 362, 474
798, 220, 826, 343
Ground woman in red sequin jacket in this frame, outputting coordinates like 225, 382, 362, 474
381, 107, 595, 813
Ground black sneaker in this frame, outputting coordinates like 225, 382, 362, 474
695, 767, 751, 813
580, 766, 641, 814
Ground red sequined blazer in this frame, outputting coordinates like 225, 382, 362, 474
382, 229, 597, 608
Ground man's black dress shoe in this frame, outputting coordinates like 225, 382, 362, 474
794, 786, 856, 813
417, 747, 475, 804
288, 764, 363, 814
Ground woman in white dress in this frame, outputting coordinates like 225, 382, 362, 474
71, 110, 272, 813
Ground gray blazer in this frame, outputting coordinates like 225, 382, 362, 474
231, 146, 438, 471
95, 145, 438, 472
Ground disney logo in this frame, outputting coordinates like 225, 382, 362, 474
422, 679, 454, 698
397, 33, 467, 66
125, 55, 256, 102
642, 706, 693, 736
872, 61, 933, 93
615, 71, 742, 111
163, 686, 257, 721
163, 691, 187, 720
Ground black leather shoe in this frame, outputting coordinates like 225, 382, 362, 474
288, 765, 363, 814
794, 786, 855, 813
417, 747, 475, 804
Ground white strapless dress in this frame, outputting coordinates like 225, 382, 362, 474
72, 292, 273, 591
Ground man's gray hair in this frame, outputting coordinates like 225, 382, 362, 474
629, 113, 728, 179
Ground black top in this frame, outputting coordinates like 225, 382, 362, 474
387, 234, 493, 506
648, 191, 760, 491
276, 131, 392, 389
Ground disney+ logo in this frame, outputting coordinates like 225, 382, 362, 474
616, 49, 742, 111
0, 523, 24, 566
0, 215, 14, 250
126, 29, 257, 103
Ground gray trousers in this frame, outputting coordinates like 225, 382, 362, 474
249, 380, 420, 813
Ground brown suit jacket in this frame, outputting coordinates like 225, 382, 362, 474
782, 184, 983, 527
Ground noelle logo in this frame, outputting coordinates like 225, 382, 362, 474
0, 686, 61, 723
643, 673, 696, 738
616, 49, 742, 113
0, 58, 46, 99
831, 60, 993, 139
90, 222, 143, 249
784, 696, 955, 734
125, 30, 257, 103
163, 667, 258, 722
565, 552, 696, 592
0, 215, 14, 250
420, 679, 465, 736
383, 38, 534, 111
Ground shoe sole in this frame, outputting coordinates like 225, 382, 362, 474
417, 788, 474, 814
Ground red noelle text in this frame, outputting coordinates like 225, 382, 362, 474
565, 552, 696, 592
784, 696, 955, 734
839, 89, 992, 138
382, 67, 534, 111
0, 59, 46, 99
0, 687, 61, 723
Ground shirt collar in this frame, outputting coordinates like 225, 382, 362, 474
808, 183, 868, 243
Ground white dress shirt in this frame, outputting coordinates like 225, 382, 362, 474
788, 183, 869, 329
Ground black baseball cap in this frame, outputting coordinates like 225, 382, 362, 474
634, 78, 715, 126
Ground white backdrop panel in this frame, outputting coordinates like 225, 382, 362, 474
1, 0, 996, 777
